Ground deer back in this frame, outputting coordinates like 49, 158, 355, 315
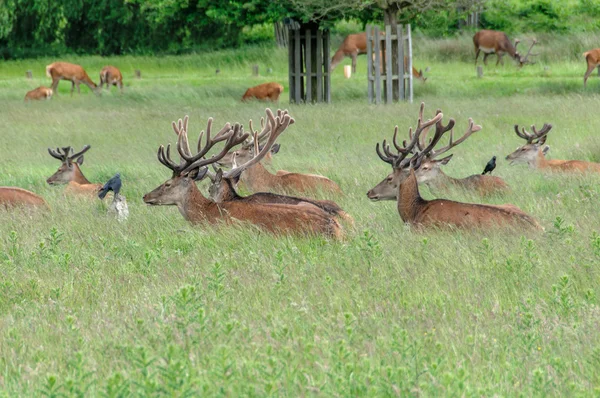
0, 187, 49, 209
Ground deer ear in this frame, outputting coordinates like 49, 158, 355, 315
192, 167, 208, 181
271, 143, 281, 154
542, 145, 550, 155
215, 168, 223, 182
439, 154, 453, 165
76, 155, 84, 165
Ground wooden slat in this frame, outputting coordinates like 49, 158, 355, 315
374, 26, 381, 104
385, 24, 392, 104
366, 26, 373, 104
305, 29, 312, 103
294, 29, 301, 103
407, 24, 413, 103
398, 24, 405, 100
324, 30, 331, 103
316, 29, 323, 102
288, 28, 294, 103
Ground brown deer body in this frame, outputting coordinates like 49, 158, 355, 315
506, 124, 600, 172
99, 66, 123, 91
46, 62, 98, 95
0, 187, 49, 209
583, 49, 600, 87
46, 146, 102, 195
368, 103, 541, 231
242, 82, 284, 101
144, 109, 343, 239
473, 30, 521, 66
24, 86, 53, 101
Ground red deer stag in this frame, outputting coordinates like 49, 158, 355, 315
46, 62, 98, 95
232, 112, 343, 196
506, 124, 600, 172
46, 146, 103, 195
24, 86, 53, 101
99, 66, 123, 91
413, 120, 509, 196
242, 82, 284, 101
0, 187, 49, 209
331, 32, 427, 81
583, 48, 600, 87
473, 30, 538, 66
367, 103, 541, 230
143, 109, 343, 238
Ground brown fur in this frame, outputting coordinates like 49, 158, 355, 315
24, 86, 53, 101
46, 159, 102, 196
423, 171, 509, 196
583, 49, 600, 87
242, 82, 284, 101
46, 62, 98, 95
0, 187, 49, 209
99, 66, 123, 91
473, 30, 520, 66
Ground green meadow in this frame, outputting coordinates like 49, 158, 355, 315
1, 39, 600, 395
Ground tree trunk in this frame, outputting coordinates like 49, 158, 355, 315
383, 7, 400, 101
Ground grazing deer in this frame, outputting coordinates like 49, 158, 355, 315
367, 103, 541, 230
232, 115, 342, 196
143, 109, 342, 238
242, 82, 284, 101
0, 187, 49, 209
46, 146, 103, 195
99, 66, 123, 91
46, 62, 98, 95
583, 48, 600, 87
473, 30, 537, 66
506, 124, 600, 172
331, 32, 427, 81
24, 86, 53, 101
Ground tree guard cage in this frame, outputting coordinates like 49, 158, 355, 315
366, 24, 413, 104
286, 20, 331, 104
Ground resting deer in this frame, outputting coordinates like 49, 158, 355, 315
99, 66, 123, 92
506, 124, 600, 172
143, 109, 342, 238
46, 62, 98, 95
165, 113, 351, 223
242, 82, 284, 101
0, 187, 49, 209
583, 49, 600, 87
473, 30, 538, 66
367, 103, 541, 230
24, 86, 53, 101
46, 146, 103, 195
412, 123, 509, 196
232, 119, 342, 196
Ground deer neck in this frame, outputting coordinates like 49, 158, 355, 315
535, 150, 550, 169
179, 183, 215, 223
223, 178, 242, 201
243, 162, 273, 190
397, 170, 427, 223
72, 165, 92, 184
427, 169, 458, 189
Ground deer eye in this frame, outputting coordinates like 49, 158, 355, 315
521, 148, 526, 151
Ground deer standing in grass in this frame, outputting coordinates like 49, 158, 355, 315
367, 103, 541, 230
24, 86, 53, 101
583, 49, 600, 87
99, 66, 123, 92
506, 124, 600, 172
242, 82, 284, 101
166, 114, 351, 223
46, 62, 98, 95
0, 187, 49, 209
331, 32, 427, 81
232, 113, 342, 196
46, 146, 103, 195
143, 109, 343, 238
473, 30, 538, 66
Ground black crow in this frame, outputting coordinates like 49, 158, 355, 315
98, 173, 122, 199
482, 156, 496, 175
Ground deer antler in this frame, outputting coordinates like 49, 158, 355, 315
47, 145, 90, 163
519, 39, 538, 66
424, 118, 482, 160
514, 123, 552, 145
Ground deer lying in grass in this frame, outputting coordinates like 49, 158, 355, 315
166, 114, 351, 223
99, 66, 123, 92
242, 82, 284, 101
506, 124, 600, 172
0, 187, 49, 209
24, 86, 53, 101
46, 62, 98, 95
143, 109, 343, 238
367, 103, 541, 230
46, 146, 103, 195
412, 119, 509, 196
232, 113, 342, 196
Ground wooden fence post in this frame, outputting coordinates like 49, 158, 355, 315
252, 65, 259, 76
135, 70, 141, 79
26, 70, 32, 79
477, 66, 483, 78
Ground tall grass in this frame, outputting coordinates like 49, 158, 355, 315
1, 38, 600, 395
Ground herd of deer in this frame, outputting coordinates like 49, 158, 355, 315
4, 99, 600, 237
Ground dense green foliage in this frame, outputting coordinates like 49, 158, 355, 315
1, 0, 598, 59
2, 42, 600, 394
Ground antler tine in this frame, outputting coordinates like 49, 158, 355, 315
531, 123, 552, 144
414, 116, 455, 166
392, 126, 404, 152
157, 145, 183, 175
375, 142, 396, 165
48, 147, 66, 161
223, 108, 293, 179
428, 117, 481, 159
183, 126, 250, 174
69, 145, 91, 160
514, 124, 536, 143
172, 116, 193, 158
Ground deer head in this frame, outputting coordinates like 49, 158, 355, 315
46, 145, 91, 185
505, 124, 552, 167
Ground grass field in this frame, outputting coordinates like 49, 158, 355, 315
1, 43, 600, 395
